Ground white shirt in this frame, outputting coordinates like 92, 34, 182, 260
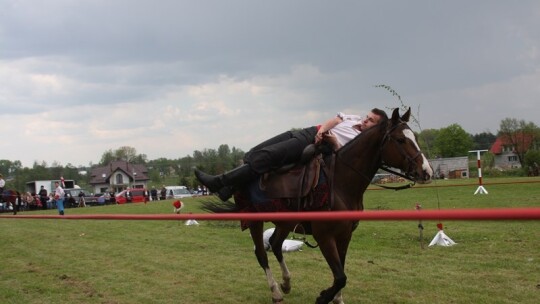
55, 186, 65, 198
329, 112, 363, 147
0, 178, 5, 188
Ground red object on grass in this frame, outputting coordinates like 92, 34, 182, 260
173, 200, 182, 209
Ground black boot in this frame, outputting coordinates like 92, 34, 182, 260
194, 170, 223, 193
194, 165, 256, 201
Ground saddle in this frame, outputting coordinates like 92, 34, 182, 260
259, 144, 324, 199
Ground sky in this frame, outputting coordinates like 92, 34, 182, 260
1, 1, 539, 168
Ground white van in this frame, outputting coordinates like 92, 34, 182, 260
165, 186, 193, 199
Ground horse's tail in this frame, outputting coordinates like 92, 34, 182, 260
200, 198, 238, 214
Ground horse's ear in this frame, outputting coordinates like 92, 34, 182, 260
391, 108, 400, 124
401, 107, 411, 122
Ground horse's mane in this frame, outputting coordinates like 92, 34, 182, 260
335, 119, 388, 157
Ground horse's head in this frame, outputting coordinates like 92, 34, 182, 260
381, 108, 433, 184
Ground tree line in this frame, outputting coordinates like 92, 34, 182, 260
1, 117, 539, 193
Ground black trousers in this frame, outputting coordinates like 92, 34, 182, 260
243, 126, 318, 174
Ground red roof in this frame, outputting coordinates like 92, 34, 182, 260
490, 133, 534, 155
490, 137, 504, 154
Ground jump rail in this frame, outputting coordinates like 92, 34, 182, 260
1, 208, 539, 221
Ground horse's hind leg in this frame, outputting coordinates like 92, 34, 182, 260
250, 221, 284, 303
269, 226, 292, 294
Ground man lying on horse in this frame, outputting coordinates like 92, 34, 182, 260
194, 109, 388, 201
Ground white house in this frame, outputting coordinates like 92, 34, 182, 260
89, 161, 150, 194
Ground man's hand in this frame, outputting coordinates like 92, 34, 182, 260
323, 133, 341, 151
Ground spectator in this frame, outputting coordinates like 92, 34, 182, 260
48, 193, 56, 209
160, 186, 167, 200
144, 188, 149, 204
103, 192, 111, 204
125, 189, 132, 203
25, 192, 36, 210
38, 186, 48, 210
78, 191, 86, 207
0, 173, 5, 205
150, 187, 158, 201
13, 191, 22, 215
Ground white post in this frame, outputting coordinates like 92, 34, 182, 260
469, 150, 488, 195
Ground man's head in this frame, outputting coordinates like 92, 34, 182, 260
358, 108, 387, 131
55, 182, 59, 187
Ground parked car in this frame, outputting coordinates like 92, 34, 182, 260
83, 192, 111, 206
115, 189, 147, 204
165, 186, 193, 199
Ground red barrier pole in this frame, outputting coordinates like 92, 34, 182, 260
1, 208, 539, 221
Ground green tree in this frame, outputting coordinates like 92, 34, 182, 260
417, 129, 440, 158
99, 146, 147, 165
99, 149, 115, 165
434, 124, 473, 157
524, 150, 540, 175
472, 132, 497, 150
0, 159, 22, 177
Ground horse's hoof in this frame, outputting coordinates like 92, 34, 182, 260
280, 283, 291, 294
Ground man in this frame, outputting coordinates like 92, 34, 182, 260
54, 181, 66, 215
0, 174, 5, 204
39, 185, 48, 210
195, 108, 387, 201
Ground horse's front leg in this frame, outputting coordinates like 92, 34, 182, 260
250, 222, 284, 303
313, 222, 351, 304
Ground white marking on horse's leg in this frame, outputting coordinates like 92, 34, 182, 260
264, 268, 283, 302
332, 290, 345, 304
403, 129, 433, 177
278, 259, 291, 294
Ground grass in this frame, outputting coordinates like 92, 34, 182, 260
1, 176, 539, 303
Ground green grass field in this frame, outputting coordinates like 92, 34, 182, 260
1, 177, 539, 304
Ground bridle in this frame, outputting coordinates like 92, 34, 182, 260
378, 121, 423, 189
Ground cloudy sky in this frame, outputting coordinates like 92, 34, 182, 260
1, 1, 539, 168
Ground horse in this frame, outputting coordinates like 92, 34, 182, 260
204, 107, 433, 303
1, 189, 21, 215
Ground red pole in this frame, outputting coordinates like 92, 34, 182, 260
1, 208, 540, 221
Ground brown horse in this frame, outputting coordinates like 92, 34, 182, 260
1, 189, 20, 215
205, 108, 433, 303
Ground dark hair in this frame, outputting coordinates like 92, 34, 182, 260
371, 108, 388, 124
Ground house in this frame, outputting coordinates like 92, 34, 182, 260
89, 161, 150, 194
429, 156, 469, 179
489, 133, 534, 169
